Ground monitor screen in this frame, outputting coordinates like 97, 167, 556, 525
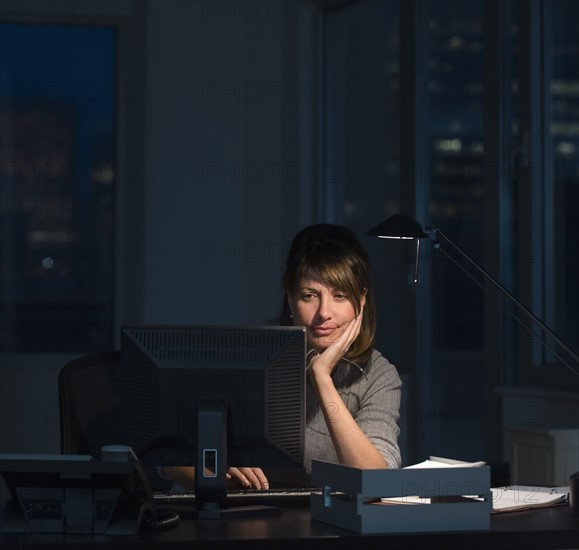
120, 323, 306, 515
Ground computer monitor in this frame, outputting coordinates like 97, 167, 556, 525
120, 323, 306, 517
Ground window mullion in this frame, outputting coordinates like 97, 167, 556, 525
399, 0, 431, 462
516, 0, 546, 377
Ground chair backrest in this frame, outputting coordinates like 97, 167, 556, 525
58, 351, 172, 491
58, 351, 123, 456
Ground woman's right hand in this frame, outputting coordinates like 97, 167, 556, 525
226, 466, 269, 490
161, 465, 269, 491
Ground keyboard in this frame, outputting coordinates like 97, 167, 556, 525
154, 486, 319, 509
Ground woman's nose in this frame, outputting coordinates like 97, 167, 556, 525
317, 295, 332, 319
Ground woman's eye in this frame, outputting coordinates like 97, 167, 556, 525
301, 293, 315, 301
334, 293, 348, 300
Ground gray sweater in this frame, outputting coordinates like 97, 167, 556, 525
267, 348, 401, 486
303, 348, 402, 474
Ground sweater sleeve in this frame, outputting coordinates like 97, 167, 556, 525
354, 350, 402, 469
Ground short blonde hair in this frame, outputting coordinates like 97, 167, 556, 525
280, 224, 376, 366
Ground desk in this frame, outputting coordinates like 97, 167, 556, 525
0, 504, 577, 549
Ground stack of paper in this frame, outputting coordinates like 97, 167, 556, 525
379, 456, 487, 505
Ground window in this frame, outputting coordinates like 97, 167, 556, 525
0, 24, 116, 352
514, 0, 579, 381
551, 1, 579, 357
320, 0, 579, 464
427, 0, 485, 352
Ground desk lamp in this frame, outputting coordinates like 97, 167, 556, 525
365, 213, 579, 378
367, 213, 579, 514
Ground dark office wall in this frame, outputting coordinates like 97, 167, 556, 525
140, 2, 280, 325
131, 0, 314, 326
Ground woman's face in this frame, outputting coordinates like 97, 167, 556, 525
288, 270, 365, 350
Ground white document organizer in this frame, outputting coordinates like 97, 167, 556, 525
310, 460, 492, 534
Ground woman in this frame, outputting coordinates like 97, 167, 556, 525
280, 224, 401, 471
227, 223, 402, 488
165, 223, 402, 490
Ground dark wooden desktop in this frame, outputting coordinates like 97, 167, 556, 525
0, 502, 577, 550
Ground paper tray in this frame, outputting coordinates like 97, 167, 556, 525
310, 460, 491, 534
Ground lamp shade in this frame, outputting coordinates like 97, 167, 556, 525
365, 213, 428, 239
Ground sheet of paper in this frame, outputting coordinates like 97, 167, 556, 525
403, 457, 486, 469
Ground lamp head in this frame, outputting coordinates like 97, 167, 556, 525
365, 213, 428, 240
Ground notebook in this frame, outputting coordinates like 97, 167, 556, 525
490, 485, 569, 513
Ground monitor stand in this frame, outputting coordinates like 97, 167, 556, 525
194, 399, 280, 519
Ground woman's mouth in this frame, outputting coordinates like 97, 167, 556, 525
311, 325, 337, 337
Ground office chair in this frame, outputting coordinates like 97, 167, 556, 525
58, 351, 171, 491
58, 351, 123, 456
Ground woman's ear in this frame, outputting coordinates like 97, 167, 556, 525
286, 293, 295, 321
360, 288, 368, 309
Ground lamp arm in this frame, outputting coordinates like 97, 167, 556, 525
428, 228, 579, 377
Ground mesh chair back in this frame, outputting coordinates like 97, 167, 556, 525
58, 351, 123, 456
58, 351, 171, 491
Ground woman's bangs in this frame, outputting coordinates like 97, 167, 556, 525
319, 262, 361, 305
